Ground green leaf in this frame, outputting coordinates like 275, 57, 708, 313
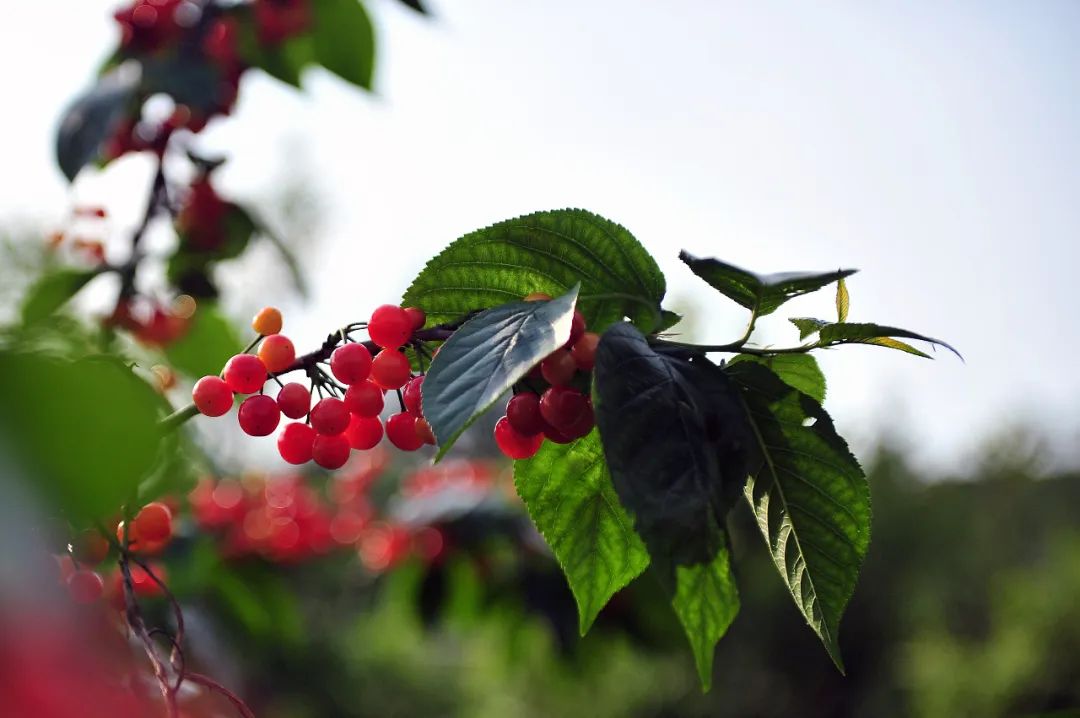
679, 251, 856, 317
790, 317, 829, 340
819, 322, 960, 359
402, 209, 666, 333
395, 0, 428, 12
218, 203, 257, 260
421, 284, 579, 459
235, 10, 314, 88
671, 545, 740, 691
593, 323, 750, 685
0, 352, 164, 524
56, 64, 139, 181
164, 305, 243, 378
730, 353, 826, 405
514, 430, 650, 635
836, 277, 849, 322
311, 0, 376, 89
21, 268, 98, 324
726, 361, 871, 670
656, 309, 683, 332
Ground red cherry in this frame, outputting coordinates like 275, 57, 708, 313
238, 394, 281, 436
404, 307, 426, 330
543, 420, 575, 445
276, 382, 311, 419
540, 350, 577, 386
258, 334, 295, 374
494, 417, 544, 459
72, 529, 109, 565
571, 332, 600, 371
134, 502, 173, 543
562, 400, 595, 439
415, 418, 436, 445
131, 564, 166, 597
330, 343, 373, 385
368, 305, 413, 349
370, 350, 411, 390
312, 433, 351, 470
278, 423, 316, 464
309, 397, 349, 436
67, 570, 104, 604
506, 393, 544, 436
223, 354, 267, 394
344, 413, 383, 450
564, 310, 586, 349
402, 375, 424, 416
540, 386, 589, 431
192, 375, 232, 416
344, 380, 384, 417
386, 413, 424, 451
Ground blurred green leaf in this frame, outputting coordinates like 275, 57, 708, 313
20, 268, 98, 324
0, 351, 163, 524
236, 9, 314, 87
423, 285, 578, 459
402, 209, 666, 333
727, 361, 870, 671
164, 304, 243, 378
311, 0, 376, 89
679, 251, 856, 317
515, 430, 650, 634
56, 64, 139, 181
729, 353, 826, 405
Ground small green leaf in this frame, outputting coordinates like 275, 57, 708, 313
790, 317, 829, 340
671, 545, 739, 691
836, 277, 849, 322
0, 352, 164, 524
679, 251, 856, 317
819, 322, 960, 359
422, 285, 579, 459
235, 9, 314, 88
860, 336, 930, 358
402, 209, 666, 333
311, 0, 376, 89
165, 305, 243, 378
656, 309, 683, 332
218, 203, 257, 260
727, 361, 871, 671
21, 268, 98, 324
729, 354, 826, 405
56, 64, 139, 181
514, 430, 650, 634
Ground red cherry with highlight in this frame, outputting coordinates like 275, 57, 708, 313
404, 307, 426, 330
402, 375, 424, 416
494, 417, 544, 459
540, 350, 577, 386
330, 343, 373, 385
370, 350, 411, 390
72, 529, 110, 565
506, 393, 545, 436
571, 332, 600, 371
278, 422, 316, 464
223, 353, 267, 394
540, 386, 588, 431
67, 570, 104, 604
344, 413, 383, 450
344, 380, 384, 417
277, 382, 311, 419
415, 418, 436, 445
312, 433, 351, 470
368, 305, 413, 349
193, 375, 232, 417
309, 397, 349, 436
134, 502, 173, 543
258, 334, 295, 374
386, 412, 424, 451
238, 394, 281, 436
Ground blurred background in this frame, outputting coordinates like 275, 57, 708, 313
1, 1, 1079, 716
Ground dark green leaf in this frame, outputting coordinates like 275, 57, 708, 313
165, 304, 243, 378
515, 430, 650, 634
727, 361, 871, 670
402, 209, 666, 333
593, 323, 750, 685
21, 268, 98, 324
656, 309, 683, 332
141, 54, 223, 114
679, 251, 856, 317
395, 0, 428, 12
56, 64, 139, 181
311, 0, 376, 89
730, 354, 826, 405
790, 317, 829, 340
0, 352, 163, 524
422, 285, 579, 459
218, 203, 257, 260
670, 545, 740, 691
819, 322, 960, 359
836, 277, 849, 322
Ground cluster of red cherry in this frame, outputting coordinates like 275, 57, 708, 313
192, 304, 436, 470
492, 293, 599, 460
53, 501, 175, 607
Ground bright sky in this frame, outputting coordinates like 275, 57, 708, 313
3, 1, 1079, 472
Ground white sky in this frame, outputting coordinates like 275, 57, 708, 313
3, 1, 1079, 473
